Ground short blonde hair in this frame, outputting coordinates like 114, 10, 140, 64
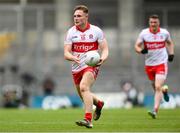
74, 5, 88, 14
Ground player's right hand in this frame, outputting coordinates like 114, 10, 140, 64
73, 56, 80, 64
141, 49, 148, 54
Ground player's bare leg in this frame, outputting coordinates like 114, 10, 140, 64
76, 86, 83, 100
80, 72, 94, 113
75, 71, 94, 128
76, 86, 103, 105
148, 76, 165, 119
151, 81, 169, 102
91, 93, 102, 105
154, 84, 163, 112
75, 83, 104, 121
75, 86, 93, 128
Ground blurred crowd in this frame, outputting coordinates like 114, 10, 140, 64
0, 64, 56, 108
120, 81, 144, 108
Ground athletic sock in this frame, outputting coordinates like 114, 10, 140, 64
85, 113, 92, 122
97, 100, 103, 109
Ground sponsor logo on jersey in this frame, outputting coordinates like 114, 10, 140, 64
144, 41, 165, 50
72, 42, 98, 52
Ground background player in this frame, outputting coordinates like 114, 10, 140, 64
64, 5, 109, 128
134, 14, 174, 119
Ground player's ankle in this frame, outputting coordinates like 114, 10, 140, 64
85, 113, 92, 122
97, 101, 104, 109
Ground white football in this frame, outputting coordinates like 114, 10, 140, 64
85, 51, 100, 67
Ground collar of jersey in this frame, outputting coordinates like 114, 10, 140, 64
149, 27, 160, 34
76, 23, 90, 32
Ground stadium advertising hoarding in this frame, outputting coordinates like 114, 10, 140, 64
31, 93, 180, 109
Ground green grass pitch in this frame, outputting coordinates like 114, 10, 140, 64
0, 108, 180, 132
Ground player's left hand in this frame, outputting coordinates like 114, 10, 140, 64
168, 54, 174, 62
96, 59, 104, 66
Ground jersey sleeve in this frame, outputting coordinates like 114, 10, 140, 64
64, 29, 73, 45
96, 26, 105, 43
137, 30, 144, 43
165, 29, 172, 42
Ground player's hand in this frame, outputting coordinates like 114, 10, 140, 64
96, 59, 104, 66
168, 54, 174, 62
141, 49, 148, 54
73, 56, 80, 64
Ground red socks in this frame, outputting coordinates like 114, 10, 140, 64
84, 101, 104, 121
97, 100, 103, 109
85, 113, 92, 122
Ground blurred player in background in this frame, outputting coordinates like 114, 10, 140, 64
64, 5, 109, 128
135, 14, 174, 119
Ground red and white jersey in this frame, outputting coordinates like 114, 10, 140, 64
137, 28, 172, 66
64, 23, 104, 73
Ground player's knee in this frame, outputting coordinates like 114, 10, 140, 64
80, 83, 88, 93
155, 84, 162, 91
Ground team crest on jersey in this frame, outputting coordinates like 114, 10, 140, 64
89, 34, 93, 39
80, 34, 86, 40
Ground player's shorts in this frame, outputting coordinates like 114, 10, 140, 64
145, 63, 168, 81
72, 67, 99, 85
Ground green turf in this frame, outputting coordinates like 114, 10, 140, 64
0, 108, 180, 132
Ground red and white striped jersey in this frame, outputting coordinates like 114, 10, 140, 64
137, 28, 172, 66
64, 23, 104, 73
